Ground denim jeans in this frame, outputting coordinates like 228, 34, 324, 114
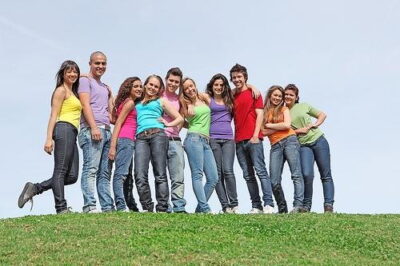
78, 127, 114, 212
167, 140, 186, 212
36, 122, 79, 213
270, 135, 304, 212
300, 135, 335, 210
210, 138, 238, 210
236, 140, 274, 209
124, 159, 139, 211
134, 131, 169, 212
112, 138, 135, 210
184, 133, 218, 213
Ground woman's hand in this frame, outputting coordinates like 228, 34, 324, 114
44, 139, 53, 155
108, 146, 116, 161
158, 117, 170, 127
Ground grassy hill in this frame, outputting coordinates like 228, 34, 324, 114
1, 213, 399, 264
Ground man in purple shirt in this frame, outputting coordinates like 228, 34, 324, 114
78, 51, 115, 213
163, 67, 187, 213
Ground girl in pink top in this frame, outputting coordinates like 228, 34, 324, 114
109, 77, 143, 211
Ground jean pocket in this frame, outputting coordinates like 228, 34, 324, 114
78, 128, 90, 148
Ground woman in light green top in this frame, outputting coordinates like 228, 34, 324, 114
179, 77, 218, 213
284, 84, 334, 213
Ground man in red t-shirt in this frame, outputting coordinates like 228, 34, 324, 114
230, 63, 274, 214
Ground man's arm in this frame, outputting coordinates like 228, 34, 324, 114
250, 108, 264, 143
79, 92, 102, 141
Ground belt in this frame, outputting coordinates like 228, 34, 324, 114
97, 124, 111, 130
137, 128, 163, 138
168, 136, 181, 141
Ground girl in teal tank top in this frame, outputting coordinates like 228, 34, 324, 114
134, 75, 183, 212
179, 77, 218, 213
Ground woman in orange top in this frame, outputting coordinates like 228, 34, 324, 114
262, 86, 304, 213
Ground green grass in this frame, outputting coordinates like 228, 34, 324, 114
1, 213, 399, 265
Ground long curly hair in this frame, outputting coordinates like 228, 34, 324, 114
264, 85, 285, 123
178, 77, 208, 117
205, 73, 234, 115
112, 77, 141, 120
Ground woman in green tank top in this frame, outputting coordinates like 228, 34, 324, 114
179, 77, 218, 213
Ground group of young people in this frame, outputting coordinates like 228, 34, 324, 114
17, 51, 335, 215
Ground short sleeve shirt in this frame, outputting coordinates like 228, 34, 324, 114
233, 89, 264, 142
289, 103, 324, 145
78, 77, 110, 127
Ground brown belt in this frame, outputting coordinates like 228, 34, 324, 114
137, 128, 163, 138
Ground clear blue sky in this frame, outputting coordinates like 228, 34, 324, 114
1, 1, 399, 218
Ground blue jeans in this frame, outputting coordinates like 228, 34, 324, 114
236, 140, 274, 209
184, 133, 218, 213
112, 138, 135, 210
210, 138, 238, 210
300, 135, 335, 210
270, 135, 304, 211
167, 140, 186, 212
78, 127, 114, 212
134, 131, 169, 212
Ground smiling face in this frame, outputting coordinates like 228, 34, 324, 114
270, 89, 283, 107
144, 77, 161, 98
212, 78, 224, 96
89, 54, 107, 79
231, 71, 246, 90
130, 80, 143, 99
166, 74, 181, 94
183, 79, 197, 100
284, 89, 297, 108
63, 67, 79, 86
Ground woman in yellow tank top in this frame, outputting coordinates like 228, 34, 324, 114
18, 60, 82, 214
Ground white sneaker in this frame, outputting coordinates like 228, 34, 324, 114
225, 207, 233, 214
249, 208, 263, 214
87, 209, 100, 214
230, 206, 239, 214
263, 205, 275, 214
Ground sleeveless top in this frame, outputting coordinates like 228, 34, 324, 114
209, 98, 233, 140
136, 99, 164, 135
187, 104, 211, 137
117, 99, 137, 140
57, 94, 82, 129
266, 107, 296, 145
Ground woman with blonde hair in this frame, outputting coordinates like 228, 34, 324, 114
262, 85, 304, 213
180, 77, 218, 213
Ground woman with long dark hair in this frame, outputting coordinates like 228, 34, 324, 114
262, 85, 304, 213
205, 74, 239, 213
284, 84, 334, 213
18, 60, 81, 214
108, 77, 143, 211
134, 75, 183, 212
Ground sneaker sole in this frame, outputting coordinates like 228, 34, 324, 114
18, 182, 33, 208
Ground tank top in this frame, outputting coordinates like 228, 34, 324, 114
187, 104, 211, 137
209, 98, 233, 139
117, 99, 137, 140
266, 106, 296, 145
57, 94, 82, 129
136, 99, 164, 135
